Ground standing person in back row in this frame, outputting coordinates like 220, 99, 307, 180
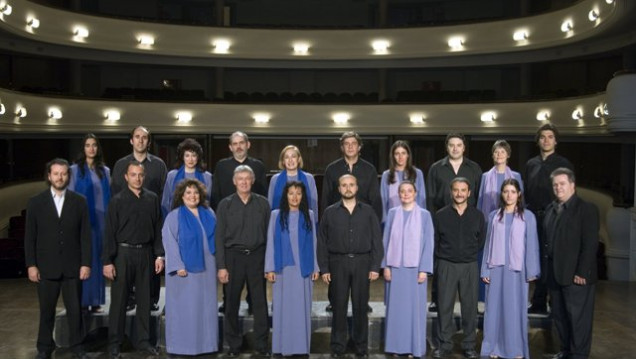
111, 125, 167, 312
524, 124, 573, 314
426, 133, 482, 313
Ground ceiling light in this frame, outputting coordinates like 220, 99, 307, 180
15, 106, 27, 118
27, 17, 40, 29
571, 109, 583, 120
536, 110, 550, 121
561, 20, 573, 32
252, 113, 270, 123
0, 102, 5, 115
409, 114, 425, 124
104, 110, 120, 121
73, 26, 89, 38
588, 9, 599, 22
371, 40, 390, 54
448, 37, 464, 49
513, 30, 528, 41
293, 42, 310, 56
138, 35, 154, 46
48, 107, 62, 120
605, 0, 614, 4
0, 3, 12, 16
332, 112, 350, 124
176, 111, 192, 123
480, 111, 496, 122
213, 39, 231, 54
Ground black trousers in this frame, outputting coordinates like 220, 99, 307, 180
531, 210, 549, 308
37, 276, 83, 354
435, 259, 478, 351
329, 254, 371, 355
547, 263, 595, 358
224, 247, 269, 352
108, 246, 152, 351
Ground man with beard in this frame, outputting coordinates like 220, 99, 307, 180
318, 174, 383, 358
25, 158, 91, 359
431, 178, 486, 359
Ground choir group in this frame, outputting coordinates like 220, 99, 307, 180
25, 125, 598, 359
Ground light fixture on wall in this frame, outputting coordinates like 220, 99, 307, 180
448, 37, 464, 50
293, 42, 310, 56
332, 112, 350, 124
560, 20, 573, 32
73, 26, 89, 38
536, 110, 550, 121
252, 113, 270, 123
605, 0, 614, 4
513, 30, 528, 41
138, 35, 155, 46
371, 40, 390, 54
409, 113, 425, 124
27, 17, 40, 29
594, 105, 604, 118
0, 102, 5, 115
48, 107, 62, 120
212, 39, 231, 54
588, 9, 599, 22
0, 2, 12, 16
15, 106, 27, 118
176, 111, 192, 123
480, 111, 496, 122
571, 109, 583, 120
104, 110, 120, 121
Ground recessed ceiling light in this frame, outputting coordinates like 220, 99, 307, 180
27, 17, 40, 29
409, 114, 425, 124
536, 110, 550, 121
332, 112, 350, 124
448, 37, 464, 49
48, 107, 62, 120
293, 42, 310, 56
588, 9, 599, 22
73, 26, 89, 38
253, 113, 270, 123
560, 20, 573, 33
513, 30, 528, 41
480, 111, 496, 122
571, 109, 583, 120
176, 111, 192, 123
15, 106, 27, 118
371, 40, 390, 54
104, 110, 120, 121
138, 35, 154, 46
0, 3, 12, 16
213, 39, 231, 54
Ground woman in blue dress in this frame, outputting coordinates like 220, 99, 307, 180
68, 133, 111, 312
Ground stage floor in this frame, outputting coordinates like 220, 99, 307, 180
1, 278, 634, 358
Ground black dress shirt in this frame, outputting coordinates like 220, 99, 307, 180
433, 205, 486, 263
212, 156, 268, 210
215, 193, 270, 269
111, 153, 168, 198
524, 153, 574, 212
426, 156, 482, 212
317, 201, 383, 274
102, 188, 164, 265
321, 157, 381, 220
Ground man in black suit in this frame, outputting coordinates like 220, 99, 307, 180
543, 167, 598, 359
24, 158, 91, 359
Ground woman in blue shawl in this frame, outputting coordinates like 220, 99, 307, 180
161, 138, 212, 217
68, 133, 111, 312
265, 181, 319, 356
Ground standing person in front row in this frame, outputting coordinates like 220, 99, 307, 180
265, 181, 319, 356
161, 138, 213, 218
432, 178, 486, 359
68, 134, 111, 313
162, 179, 218, 356
380, 140, 427, 225
25, 158, 91, 359
268, 145, 319, 220
543, 168, 598, 359
216, 165, 271, 357
480, 179, 540, 359
383, 181, 434, 358
103, 161, 164, 359
318, 174, 383, 358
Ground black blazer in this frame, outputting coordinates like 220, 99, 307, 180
543, 194, 599, 286
24, 189, 92, 279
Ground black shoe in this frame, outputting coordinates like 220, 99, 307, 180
227, 350, 240, 357
151, 303, 160, 312
432, 348, 451, 359
126, 303, 136, 311
110, 349, 122, 359
355, 352, 368, 358
528, 304, 548, 314
330, 353, 344, 358
141, 346, 160, 356
544, 352, 568, 359
464, 349, 478, 359
326, 304, 333, 312
219, 304, 226, 313
254, 350, 271, 358
428, 302, 438, 313
367, 304, 372, 313
35, 352, 51, 359
72, 350, 89, 359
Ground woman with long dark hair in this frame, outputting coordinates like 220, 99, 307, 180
380, 140, 426, 224
480, 178, 540, 359
68, 133, 111, 312
161, 138, 212, 217
265, 181, 319, 356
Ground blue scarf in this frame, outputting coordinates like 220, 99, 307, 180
274, 211, 314, 278
172, 165, 206, 193
177, 205, 216, 273
74, 163, 110, 228
271, 170, 311, 210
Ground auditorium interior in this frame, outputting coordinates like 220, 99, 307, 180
0, 0, 635, 358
